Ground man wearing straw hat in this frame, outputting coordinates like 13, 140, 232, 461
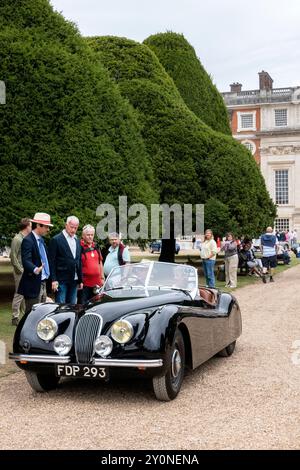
18, 212, 53, 316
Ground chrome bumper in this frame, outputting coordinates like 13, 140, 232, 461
9, 353, 71, 364
9, 354, 163, 368
93, 358, 163, 368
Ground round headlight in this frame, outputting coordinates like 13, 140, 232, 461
94, 336, 113, 357
54, 335, 72, 356
37, 318, 58, 341
111, 319, 133, 344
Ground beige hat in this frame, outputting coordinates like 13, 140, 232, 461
30, 212, 53, 227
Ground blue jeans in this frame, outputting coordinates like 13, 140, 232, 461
202, 259, 216, 287
55, 281, 78, 304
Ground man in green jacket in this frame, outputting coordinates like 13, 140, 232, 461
10, 218, 32, 325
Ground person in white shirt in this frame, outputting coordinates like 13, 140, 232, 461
200, 229, 218, 287
49, 216, 83, 303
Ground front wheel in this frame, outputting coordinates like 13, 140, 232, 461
217, 341, 236, 357
152, 330, 185, 401
24, 370, 60, 392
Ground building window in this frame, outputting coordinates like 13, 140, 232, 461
274, 109, 287, 127
241, 114, 253, 128
237, 111, 256, 131
275, 218, 290, 232
275, 169, 289, 205
242, 140, 256, 155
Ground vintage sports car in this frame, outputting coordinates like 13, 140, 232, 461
10, 262, 242, 401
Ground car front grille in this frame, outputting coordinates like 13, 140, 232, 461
75, 313, 102, 364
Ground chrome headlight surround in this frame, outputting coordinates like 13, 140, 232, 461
37, 318, 58, 341
94, 336, 113, 357
53, 334, 72, 356
111, 319, 134, 344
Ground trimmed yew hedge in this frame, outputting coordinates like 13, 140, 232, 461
0, 0, 157, 240
144, 32, 231, 135
87, 36, 276, 236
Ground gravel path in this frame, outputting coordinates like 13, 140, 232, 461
1, 265, 300, 450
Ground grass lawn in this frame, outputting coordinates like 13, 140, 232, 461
0, 254, 299, 378
0, 302, 19, 378
217, 254, 300, 292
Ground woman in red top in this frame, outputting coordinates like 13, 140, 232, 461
80, 225, 104, 303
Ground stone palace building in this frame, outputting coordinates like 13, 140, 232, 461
222, 71, 300, 233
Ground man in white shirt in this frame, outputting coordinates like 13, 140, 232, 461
49, 216, 83, 303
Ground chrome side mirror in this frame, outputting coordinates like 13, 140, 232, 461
93, 285, 102, 295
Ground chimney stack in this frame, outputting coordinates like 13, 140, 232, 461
230, 82, 242, 93
259, 71, 273, 91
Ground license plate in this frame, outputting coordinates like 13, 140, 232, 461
55, 364, 108, 380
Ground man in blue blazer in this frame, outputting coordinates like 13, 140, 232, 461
49, 216, 83, 304
18, 212, 53, 316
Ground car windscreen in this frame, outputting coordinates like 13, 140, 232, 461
103, 262, 197, 292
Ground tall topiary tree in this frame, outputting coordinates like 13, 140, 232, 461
88, 36, 276, 260
0, 0, 157, 241
87, 37, 203, 205
144, 32, 231, 135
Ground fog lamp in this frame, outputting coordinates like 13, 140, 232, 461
54, 335, 72, 356
94, 336, 113, 357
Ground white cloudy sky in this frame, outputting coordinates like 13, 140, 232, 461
50, 0, 300, 92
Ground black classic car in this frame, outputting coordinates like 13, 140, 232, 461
10, 262, 242, 401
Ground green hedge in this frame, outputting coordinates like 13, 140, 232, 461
144, 32, 231, 135
87, 36, 276, 237
0, 0, 157, 241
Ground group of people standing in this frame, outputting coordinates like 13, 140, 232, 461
275, 229, 298, 247
199, 229, 239, 289
9, 213, 292, 322
10, 212, 130, 325
199, 226, 285, 289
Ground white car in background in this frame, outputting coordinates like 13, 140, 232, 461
252, 238, 261, 252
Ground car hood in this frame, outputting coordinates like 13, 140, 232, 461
83, 290, 188, 325
20, 291, 188, 338
14, 291, 189, 353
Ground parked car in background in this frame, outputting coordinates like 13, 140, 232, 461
194, 239, 202, 250
10, 262, 242, 401
291, 243, 300, 258
251, 238, 261, 252
0, 246, 10, 257
252, 236, 290, 252
149, 239, 180, 254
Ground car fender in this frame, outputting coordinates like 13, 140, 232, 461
142, 304, 182, 354
13, 303, 78, 354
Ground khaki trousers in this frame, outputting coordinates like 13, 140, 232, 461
12, 271, 25, 319
225, 254, 239, 288
25, 282, 47, 314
